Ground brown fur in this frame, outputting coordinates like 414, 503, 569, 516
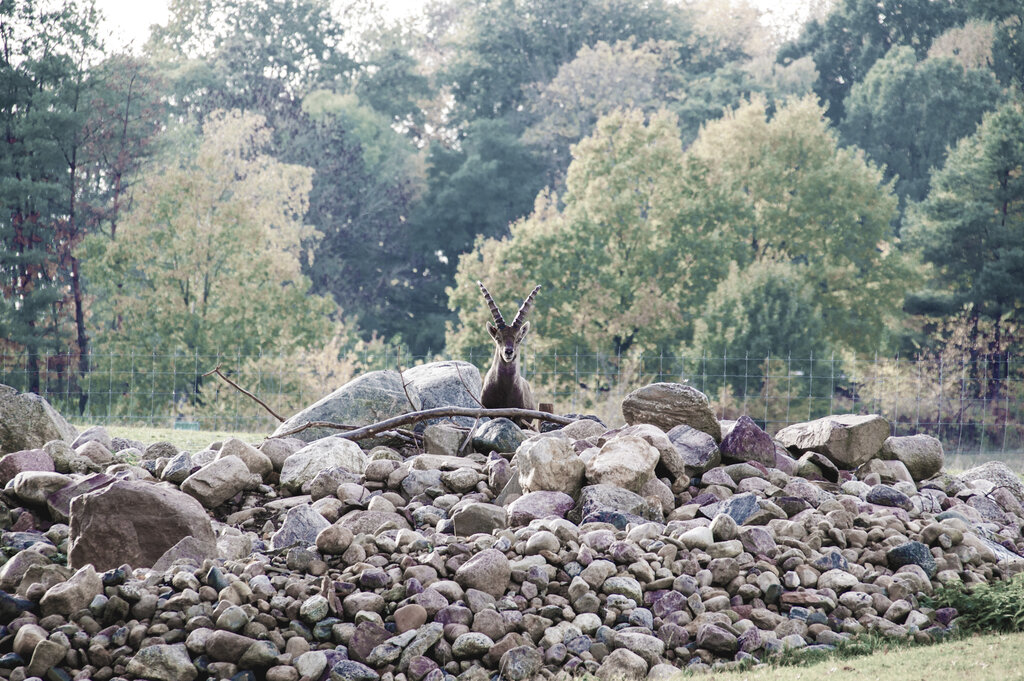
478, 282, 540, 428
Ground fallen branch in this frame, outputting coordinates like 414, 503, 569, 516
203, 365, 284, 422
273, 406, 574, 441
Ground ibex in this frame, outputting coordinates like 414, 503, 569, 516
478, 281, 540, 428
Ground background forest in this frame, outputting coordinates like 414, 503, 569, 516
1, 0, 1022, 438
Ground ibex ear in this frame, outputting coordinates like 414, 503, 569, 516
487, 323, 499, 340
517, 321, 531, 340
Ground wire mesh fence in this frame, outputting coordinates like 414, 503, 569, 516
1, 348, 1021, 461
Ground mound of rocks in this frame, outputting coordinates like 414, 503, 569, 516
0, 380, 1021, 681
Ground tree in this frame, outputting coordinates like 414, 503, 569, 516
409, 117, 548, 352
687, 95, 911, 353
0, 0, 101, 392
522, 39, 683, 183
690, 259, 832, 399
83, 111, 334, 408
905, 99, 1024, 347
280, 91, 429, 350
779, 0, 968, 122
446, 109, 730, 360
842, 46, 1002, 221
447, 96, 910, 365
440, 0, 693, 124
148, 0, 355, 123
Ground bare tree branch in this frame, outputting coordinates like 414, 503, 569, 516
203, 364, 285, 422
273, 407, 573, 441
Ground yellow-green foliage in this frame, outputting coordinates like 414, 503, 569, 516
448, 96, 913, 368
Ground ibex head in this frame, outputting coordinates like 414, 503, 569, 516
478, 281, 541, 364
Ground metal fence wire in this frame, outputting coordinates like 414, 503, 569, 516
1, 348, 1020, 458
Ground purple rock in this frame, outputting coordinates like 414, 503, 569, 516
774, 447, 800, 475
652, 590, 686, 618
406, 655, 438, 681
738, 626, 763, 652
657, 622, 689, 649
544, 643, 567, 665
692, 492, 722, 507
738, 526, 777, 558
488, 455, 512, 492
666, 425, 720, 475
405, 577, 423, 596
0, 449, 53, 485
775, 496, 812, 517
935, 607, 957, 626
700, 467, 737, 489
358, 568, 391, 590
866, 484, 913, 511
507, 490, 574, 526
45, 473, 116, 523
434, 605, 472, 627
719, 416, 775, 467
608, 540, 643, 564
347, 621, 389, 664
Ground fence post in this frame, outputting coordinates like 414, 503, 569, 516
893, 353, 900, 436
829, 351, 835, 418
807, 351, 813, 421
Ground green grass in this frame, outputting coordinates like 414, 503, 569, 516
99, 424, 268, 451
693, 632, 1024, 681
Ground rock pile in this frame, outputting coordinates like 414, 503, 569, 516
0, 374, 1022, 681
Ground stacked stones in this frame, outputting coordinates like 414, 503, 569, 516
0, 378, 1022, 681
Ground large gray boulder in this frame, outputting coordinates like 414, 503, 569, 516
516, 436, 585, 497
775, 414, 891, 469
0, 384, 77, 455
878, 434, 944, 481
271, 361, 482, 443
584, 436, 659, 493
402, 360, 482, 427
180, 455, 251, 508
621, 383, 721, 442
272, 371, 411, 443
280, 437, 368, 492
960, 461, 1024, 506
68, 480, 216, 571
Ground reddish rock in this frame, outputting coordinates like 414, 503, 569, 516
0, 449, 53, 485
68, 480, 216, 571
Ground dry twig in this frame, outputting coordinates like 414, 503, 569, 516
202, 364, 285, 422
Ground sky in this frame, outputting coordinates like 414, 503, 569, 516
96, 0, 814, 52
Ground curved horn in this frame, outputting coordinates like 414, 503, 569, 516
478, 281, 506, 328
511, 284, 541, 329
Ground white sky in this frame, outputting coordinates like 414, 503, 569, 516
95, 0, 812, 53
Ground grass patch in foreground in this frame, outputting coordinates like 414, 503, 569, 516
97, 424, 269, 451
698, 632, 1024, 681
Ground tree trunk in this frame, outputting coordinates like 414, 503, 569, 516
71, 256, 89, 413
26, 321, 40, 394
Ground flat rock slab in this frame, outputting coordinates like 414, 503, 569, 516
621, 383, 721, 442
775, 414, 890, 469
